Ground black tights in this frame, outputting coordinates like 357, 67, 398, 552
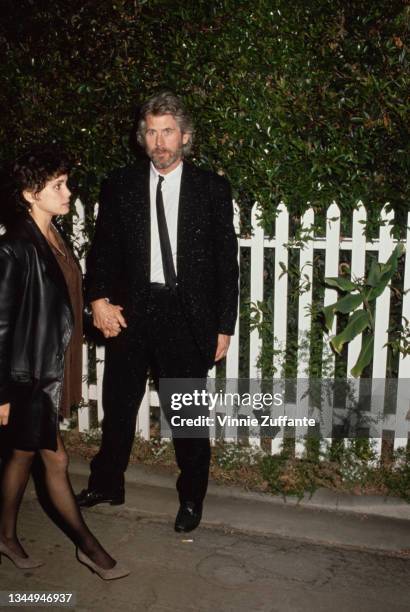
0, 432, 115, 569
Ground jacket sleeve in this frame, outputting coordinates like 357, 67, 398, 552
0, 245, 19, 405
211, 175, 239, 335
85, 174, 122, 304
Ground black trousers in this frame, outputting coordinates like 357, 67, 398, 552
88, 285, 211, 505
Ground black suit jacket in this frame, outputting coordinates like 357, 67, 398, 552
86, 159, 239, 368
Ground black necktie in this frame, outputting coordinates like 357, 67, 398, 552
156, 175, 177, 289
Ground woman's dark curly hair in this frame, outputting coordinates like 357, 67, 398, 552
0, 144, 72, 226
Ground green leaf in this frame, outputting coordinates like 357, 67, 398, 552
325, 276, 357, 292
366, 244, 405, 299
322, 305, 335, 332
378, 243, 405, 285
367, 283, 389, 301
395, 242, 406, 259
331, 292, 364, 314
367, 260, 382, 287
350, 335, 374, 378
330, 310, 372, 354
278, 261, 287, 279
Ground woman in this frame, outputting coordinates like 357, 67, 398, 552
0, 145, 129, 580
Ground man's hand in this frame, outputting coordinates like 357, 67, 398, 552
0, 403, 10, 426
91, 298, 127, 338
214, 334, 231, 362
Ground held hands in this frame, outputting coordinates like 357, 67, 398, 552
91, 298, 127, 338
214, 334, 231, 362
0, 403, 10, 426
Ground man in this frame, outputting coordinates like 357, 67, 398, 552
77, 92, 238, 532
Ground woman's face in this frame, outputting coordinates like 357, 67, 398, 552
25, 174, 71, 218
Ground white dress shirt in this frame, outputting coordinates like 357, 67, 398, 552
150, 161, 182, 283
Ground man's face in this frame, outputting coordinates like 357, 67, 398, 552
144, 113, 189, 173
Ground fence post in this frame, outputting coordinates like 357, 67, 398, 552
394, 211, 410, 451
347, 202, 367, 373
136, 381, 151, 440
321, 202, 341, 453
73, 198, 91, 431
295, 208, 314, 457
271, 202, 289, 455
249, 203, 264, 379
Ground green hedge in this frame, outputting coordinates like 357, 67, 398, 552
0, 0, 408, 233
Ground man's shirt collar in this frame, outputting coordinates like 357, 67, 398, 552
150, 160, 183, 185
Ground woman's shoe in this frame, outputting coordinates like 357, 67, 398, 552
76, 548, 130, 581
0, 541, 44, 569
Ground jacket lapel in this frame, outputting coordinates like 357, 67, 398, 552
142, 164, 151, 284
20, 217, 73, 312
177, 162, 200, 281
127, 159, 197, 285
126, 161, 151, 285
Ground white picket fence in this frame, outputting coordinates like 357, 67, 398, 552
73, 199, 410, 456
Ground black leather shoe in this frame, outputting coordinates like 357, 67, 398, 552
174, 501, 203, 533
76, 488, 124, 508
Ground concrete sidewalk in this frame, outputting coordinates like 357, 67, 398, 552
3, 496, 410, 612
2, 457, 409, 612
67, 456, 410, 555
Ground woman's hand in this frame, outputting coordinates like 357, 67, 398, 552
0, 403, 10, 426
91, 298, 127, 338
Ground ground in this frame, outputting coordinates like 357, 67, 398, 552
2, 497, 410, 612
2, 461, 410, 612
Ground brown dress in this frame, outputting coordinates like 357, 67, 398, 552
47, 227, 83, 418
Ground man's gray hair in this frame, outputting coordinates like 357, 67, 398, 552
136, 92, 194, 156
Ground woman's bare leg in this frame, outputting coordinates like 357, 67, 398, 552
39, 431, 115, 569
0, 448, 35, 557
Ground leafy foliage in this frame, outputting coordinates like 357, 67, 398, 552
0, 0, 408, 233
1, 1, 408, 380
322, 243, 405, 376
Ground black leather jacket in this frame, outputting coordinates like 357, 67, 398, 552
0, 216, 73, 450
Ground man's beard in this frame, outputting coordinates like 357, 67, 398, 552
148, 145, 183, 170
